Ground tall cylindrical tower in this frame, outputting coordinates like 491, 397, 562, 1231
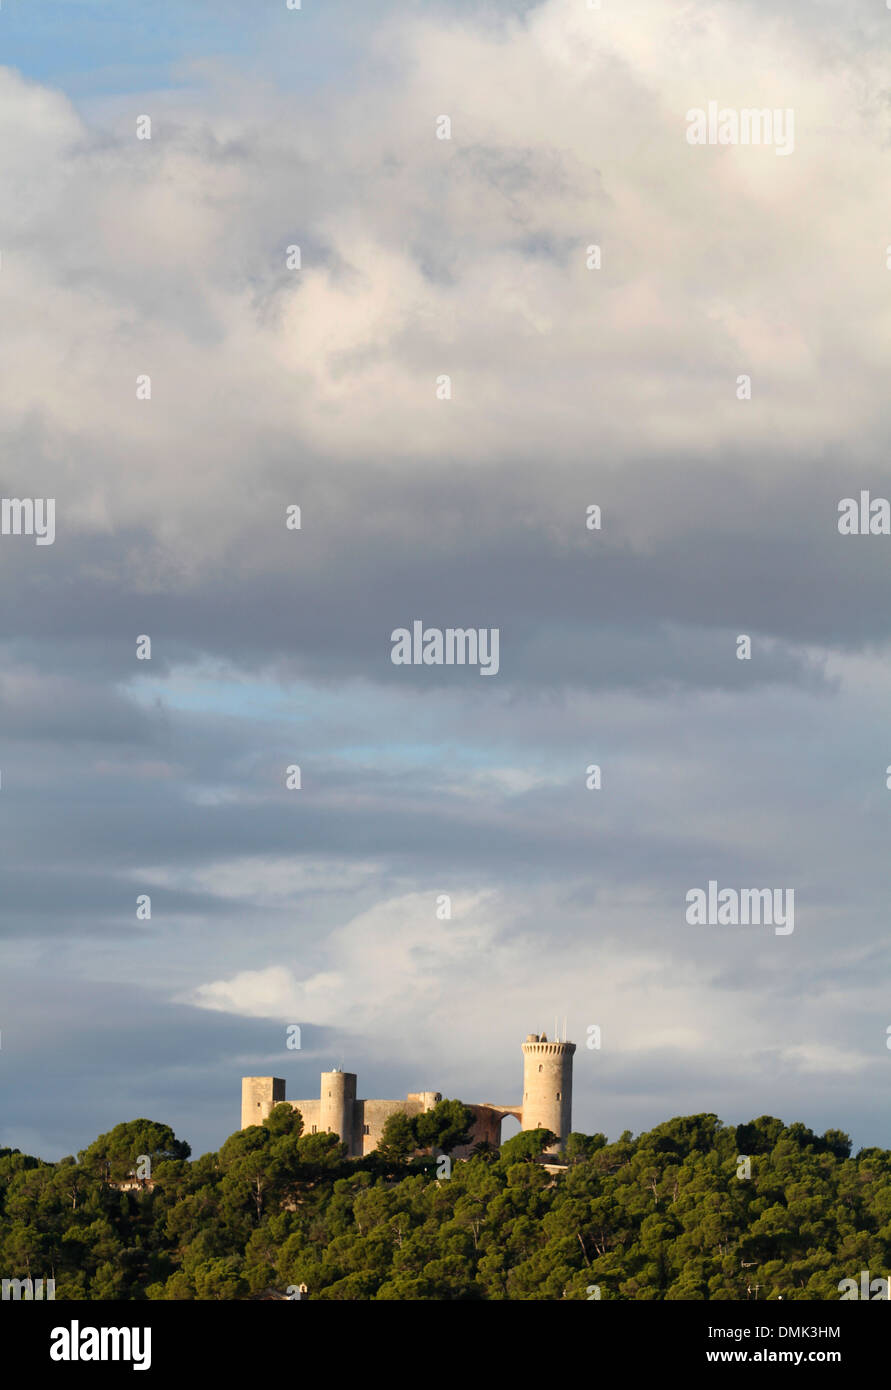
320, 1069, 357, 1155
521, 1033, 575, 1152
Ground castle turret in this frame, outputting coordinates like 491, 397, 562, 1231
406, 1091, 442, 1111
521, 1033, 575, 1153
320, 1069, 357, 1156
241, 1077, 285, 1130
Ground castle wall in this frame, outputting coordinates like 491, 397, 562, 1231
355, 1099, 425, 1156
286, 1096, 437, 1155
468, 1104, 506, 1149
289, 1099, 321, 1134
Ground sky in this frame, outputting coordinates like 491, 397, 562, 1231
2, 0, 891, 1161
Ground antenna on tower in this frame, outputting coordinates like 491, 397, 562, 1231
563, 1016, 567, 1042
554, 1014, 558, 1043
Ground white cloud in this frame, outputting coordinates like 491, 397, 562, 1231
779, 1043, 868, 1077
1, 1, 890, 570
185, 964, 345, 1019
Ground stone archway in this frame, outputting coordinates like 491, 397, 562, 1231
471, 1104, 522, 1148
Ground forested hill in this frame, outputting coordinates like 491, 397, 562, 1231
0, 1106, 883, 1300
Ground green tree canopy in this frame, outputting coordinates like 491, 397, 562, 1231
500, 1128, 557, 1163
415, 1100, 475, 1154
377, 1111, 417, 1162
1, 1107, 882, 1302
78, 1121, 190, 1180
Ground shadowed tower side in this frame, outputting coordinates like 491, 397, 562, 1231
521, 1032, 575, 1153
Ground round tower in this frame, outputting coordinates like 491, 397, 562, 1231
320, 1069, 357, 1155
521, 1033, 575, 1153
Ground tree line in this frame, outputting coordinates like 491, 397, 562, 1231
0, 1104, 881, 1299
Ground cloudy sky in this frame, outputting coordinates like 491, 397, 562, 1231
2, 0, 891, 1161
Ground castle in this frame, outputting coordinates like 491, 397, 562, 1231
241, 1031, 576, 1158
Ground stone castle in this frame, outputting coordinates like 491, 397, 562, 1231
242, 1031, 575, 1158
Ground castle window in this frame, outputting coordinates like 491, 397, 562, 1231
556, 1092, 561, 1100
311, 1125, 317, 1134
363, 1124, 370, 1135
538, 1064, 542, 1072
